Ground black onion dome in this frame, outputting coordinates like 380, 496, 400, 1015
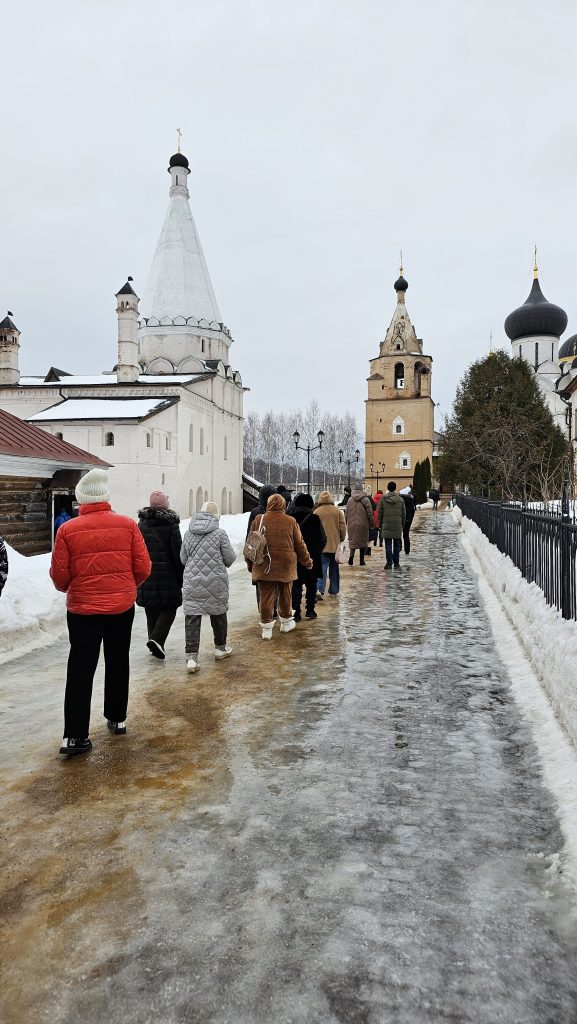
559, 334, 577, 364
394, 274, 408, 293
169, 152, 189, 169
504, 277, 568, 341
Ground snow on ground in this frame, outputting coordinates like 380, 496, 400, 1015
0, 513, 251, 663
453, 505, 577, 889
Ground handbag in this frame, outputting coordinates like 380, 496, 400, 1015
335, 541, 348, 565
243, 513, 271, 573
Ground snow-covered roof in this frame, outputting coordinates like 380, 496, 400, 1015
140, 180, 222, 324
19, 372, 205, 387
27, 397, 177, 422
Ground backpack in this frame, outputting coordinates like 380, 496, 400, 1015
243, 514, 271, 573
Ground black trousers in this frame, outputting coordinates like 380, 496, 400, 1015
185, 613, 228, 654
145, 607, 177, 648
292, 570, 317, 614
403, 524, 412, 555
64, 606, 135, 738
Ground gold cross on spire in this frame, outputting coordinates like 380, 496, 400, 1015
176, 127, 182, 153
399, 248, 403, 275
533, 244, 539, 278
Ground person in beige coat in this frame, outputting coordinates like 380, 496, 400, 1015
247, 493, 312, 639
314, 491, 346, 596
345, 484, 374, 566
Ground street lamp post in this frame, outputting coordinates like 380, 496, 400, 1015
293, 429, 325, 495
369, 461, 386, 492
339, 448, 360, 489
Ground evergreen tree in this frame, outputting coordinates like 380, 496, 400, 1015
413, 460, 424, 503
421, 457, 432, 498
440, 351, 567, 500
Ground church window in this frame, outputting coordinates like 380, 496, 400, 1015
396, 344, 401, 351
201, 339, 205, 354
393, 416, 404, 436
189, 424, 194, 451
165, 435, 171, 451
396, 451, 411, 470
535, 341, 539, 370
224, 435, 228, 461
176, 175, 179, 185
221, 487, 228, 514
200, 427, 204, 454
55, 431, 63, 440
394, 363, 405, 389
104, 432, 114, 447
146, 432, 152, 448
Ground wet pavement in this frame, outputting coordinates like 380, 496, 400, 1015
1, 511, 577, 1023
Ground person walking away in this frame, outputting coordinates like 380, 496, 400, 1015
181, 501, 236, 673
246, 484, 277, 609
50, 468, 151, 758
276, 484, 293, 510
345, 484, 374, 566
314, 492, 346, 597
399, 486, 417, 555
430, 487, 440, 510
372, 490, 384, 546
54, 506, 71, 533
0, 535, 7, 597
246, 493, 312, 639
338, 486, 351, 507
364, 488, 377, 557
378, 482, 406, 569
288, 493, 326, 620
136, 490, 183, 659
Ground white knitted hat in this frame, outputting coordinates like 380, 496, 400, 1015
75, 469, 110, 505
201, 501, 219, 516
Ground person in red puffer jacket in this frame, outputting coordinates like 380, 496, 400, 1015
373, 490, 384, 546
50, 468, 151, 758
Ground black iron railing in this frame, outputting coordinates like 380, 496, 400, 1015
455, 494, 577, 621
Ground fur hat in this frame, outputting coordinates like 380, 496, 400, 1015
149, 490, 169, 509
267, 494, 286, 512
294, 492, 314, 509
201, 501, 219, 516
318, 491, 334, 505
75, 468, 110, 505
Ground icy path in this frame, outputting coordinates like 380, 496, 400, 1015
1, 513, 577, 1023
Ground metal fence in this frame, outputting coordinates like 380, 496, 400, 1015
455, 494, 577, 621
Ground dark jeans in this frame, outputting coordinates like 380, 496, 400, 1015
145, 607, 177, 648
185, 613, 227, 654
385, 537, 401, 566
317, 552, 340, 594
292, 570, 317, 614
64, 606, 135, 738
403, 525, 412, 555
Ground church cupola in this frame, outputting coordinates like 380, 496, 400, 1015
168, 138, 190, 198
504, 255, 567, 368
0, 312, 21, 386
116, 278, 140, 383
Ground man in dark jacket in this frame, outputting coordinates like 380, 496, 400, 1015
246, 484, 277, 536
377, 482, 406, 569
400, 486, 417, 554
289, 493, 327, 620
338, 486, 352, 507
137, 491, 184, 659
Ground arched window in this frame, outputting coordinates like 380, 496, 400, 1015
196, 486, 204, 511
397, 451, 412, 470
104, 432, 114, 447
146, 432, 152, 448
221, 487, 228, 514
394, 363, 405, 389
228, 490, 233, 515
201, 339, 205, 354
393, 416, 404, 436
224, 435, 228, 461
165, 435, 171, 451
189, 489, 194, 516
200, 427, 204, 455
189, 424, 194, 452
55, 431, 63, 440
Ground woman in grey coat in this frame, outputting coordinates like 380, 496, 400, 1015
180, 501, 236, 673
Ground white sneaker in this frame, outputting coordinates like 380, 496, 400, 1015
214, 645, 232, 659
260, 622, 274, 640
186, 657, 199, 673
279, 617, 296, 634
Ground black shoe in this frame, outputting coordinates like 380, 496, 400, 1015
360, 560, 366, 567
293, 611, 302, 622
366, 549, 372, 557
147, 639, 165, 660
107, 720, 127, 735
348, 557, 354, 566
384, 563, 392, 570
59, 737, 92, 757
305, 609, 317, 619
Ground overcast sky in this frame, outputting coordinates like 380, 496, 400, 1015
2, 0, 577, 430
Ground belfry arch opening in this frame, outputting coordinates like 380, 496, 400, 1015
394, 363, 405, 390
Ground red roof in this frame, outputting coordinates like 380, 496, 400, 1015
0, 408, 110, 467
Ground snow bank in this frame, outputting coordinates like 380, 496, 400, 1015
452, 506, 577, 751
0, 545, 66, 662
0, 514, 251, 664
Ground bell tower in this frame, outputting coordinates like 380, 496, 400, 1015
365, 268, 434, 489
0, 313, 21, 386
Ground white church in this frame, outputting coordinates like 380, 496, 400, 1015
0, 146, 245, 519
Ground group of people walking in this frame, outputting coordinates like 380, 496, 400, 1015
20, 465, 423, 759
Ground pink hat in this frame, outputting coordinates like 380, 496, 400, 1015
149, 490, 169, 509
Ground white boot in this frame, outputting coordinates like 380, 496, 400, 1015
279, 616, 296, 634
186, 656, 199, 673
214, 645, 233, 660
260, 621, 274, 640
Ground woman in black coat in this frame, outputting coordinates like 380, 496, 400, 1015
289, 493, 327, 620
136, 491, 184, 659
